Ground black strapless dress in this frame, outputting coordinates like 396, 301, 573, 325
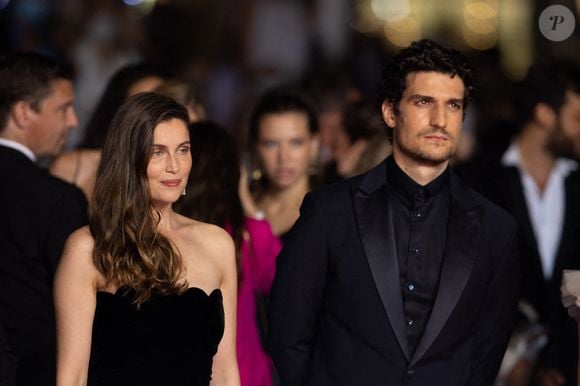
87, 287, 224, 386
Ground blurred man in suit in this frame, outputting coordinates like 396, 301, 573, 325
458, 62, 580, 386
268, 39, 520, 386
0, 52, 88, 386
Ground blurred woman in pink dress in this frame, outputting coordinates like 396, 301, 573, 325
175, 121, 281, 386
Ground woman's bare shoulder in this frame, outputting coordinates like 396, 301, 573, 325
57, 226, 103, 288
177, 216, 234, 263
49, 150, 79, 182
65, 225, 94, 251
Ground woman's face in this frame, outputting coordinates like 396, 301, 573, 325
147, 118, 191, 207
256, 112, 318, 190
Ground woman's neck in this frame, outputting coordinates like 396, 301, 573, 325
151, 203, 179, 233
263, 177, 310, 208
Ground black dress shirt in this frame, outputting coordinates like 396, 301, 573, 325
386, 156, 450, 357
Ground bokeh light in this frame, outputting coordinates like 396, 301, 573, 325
371, 0, 411, 21
384, 15, 422, 47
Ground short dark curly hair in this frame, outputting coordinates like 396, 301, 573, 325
378, 39, 476, 114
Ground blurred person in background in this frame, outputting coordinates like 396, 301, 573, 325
323, 99, 391, 184
175, 121, 281, 386
245, 89, 320, 242
304, 70, 362, 167
154, 79, 207, 123
49, 62, 166, 202
458, 60, 580, 386
0, 51, 88, 386
54, 93, 239, 386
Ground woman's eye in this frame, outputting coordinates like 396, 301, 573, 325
261, 141, 276, 148
291, 139, 305, 147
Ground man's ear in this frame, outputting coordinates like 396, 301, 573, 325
533, 102, 557, 131
10, 101, 33, 129
381, 101, 397, 128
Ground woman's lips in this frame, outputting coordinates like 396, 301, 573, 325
161, 179, 181, 187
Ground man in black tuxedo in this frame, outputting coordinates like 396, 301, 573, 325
0, 52, 88, 386
458, 62, 580, 386
268, 39, 520, 386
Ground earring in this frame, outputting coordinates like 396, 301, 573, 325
251, 168, 263, 181
182, 188, 186, 196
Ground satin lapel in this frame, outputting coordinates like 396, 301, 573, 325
409, 178, 482, 367
354, 182, 410, 361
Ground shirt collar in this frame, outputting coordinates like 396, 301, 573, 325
386, 156, 450, 205
0, 138, 36, 162
502, 141, 578, 176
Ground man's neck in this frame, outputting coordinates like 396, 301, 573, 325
516, 126, 556, 193
392, 152, 448, 186
0, 136, 36, 162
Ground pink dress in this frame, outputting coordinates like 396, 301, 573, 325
233, 218, 281, 386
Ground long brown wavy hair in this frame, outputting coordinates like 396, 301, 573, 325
91, 92, 190, 304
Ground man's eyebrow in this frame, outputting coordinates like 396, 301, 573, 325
408, 94, 464, 104
409, 94, 433, 100
57, 100, 74, 109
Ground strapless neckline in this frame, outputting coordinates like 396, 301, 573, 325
88, 285, 224, 386
96, 286, 222, 298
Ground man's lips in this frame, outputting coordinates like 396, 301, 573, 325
423, 134, 450, 141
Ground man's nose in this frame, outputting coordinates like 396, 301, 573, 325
68, 107, 79, 129
430, 105, 447, 128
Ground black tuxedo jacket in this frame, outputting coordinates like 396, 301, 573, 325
268, 159, 520, 386
457, 159, 580, 385
0, 145, 88, 386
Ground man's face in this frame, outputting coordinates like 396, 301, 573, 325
547, 90, 580, 158
27, 78, 77, 157
382, 71, 465, 168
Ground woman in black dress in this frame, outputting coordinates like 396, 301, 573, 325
54, 93, 239, 386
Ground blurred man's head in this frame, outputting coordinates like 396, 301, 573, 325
517, 61, 580, 158
0, 52, 77, 157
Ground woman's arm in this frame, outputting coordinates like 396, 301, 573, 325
53, 227, 99, 386
210, 229, 240, 386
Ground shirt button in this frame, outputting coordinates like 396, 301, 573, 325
407, 283, 415, 291
406, 319, 414, 326
411, 248, 419, 254
414, 211, 422, 218
406, 369, 415, 378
